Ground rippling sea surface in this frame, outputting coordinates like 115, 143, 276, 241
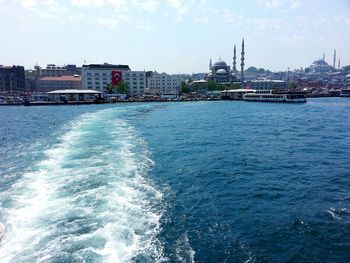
0, 98, 350, 262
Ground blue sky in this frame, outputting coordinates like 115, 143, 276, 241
0, 0, 349, 73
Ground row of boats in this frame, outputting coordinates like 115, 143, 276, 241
221, 89, 308, 103
243, 90, 307, 103
222, 88, 350, 103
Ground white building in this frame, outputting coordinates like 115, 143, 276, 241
82, 64, 146, 97
146, 72, 181, 96
248, 79, 286, 90
36, 64, 82, 77
37, 75, 82, 92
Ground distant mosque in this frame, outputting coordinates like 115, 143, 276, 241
206, 38, 245, 85
309, 50, 341, 73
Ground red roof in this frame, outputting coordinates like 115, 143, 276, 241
39, 76, 81, 81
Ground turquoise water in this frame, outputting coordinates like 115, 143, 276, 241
0, 99, 350, 262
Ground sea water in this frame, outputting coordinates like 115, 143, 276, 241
0, 98, 349, 262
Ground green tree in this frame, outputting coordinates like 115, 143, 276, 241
258, 68, 266, 74
106, 81, 129, 94
341, 65, 350, 73
217, 84, 229, 91
289, 82, 298, 89
245, 66, 258, 74
116, 81, 129, 94
206, 80, 218, 91
230, 83, 241, 89
180, 81, 190, 93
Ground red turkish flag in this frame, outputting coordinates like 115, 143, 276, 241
112, 70, 122, 85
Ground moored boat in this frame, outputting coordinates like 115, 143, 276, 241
243, 89, 307, 103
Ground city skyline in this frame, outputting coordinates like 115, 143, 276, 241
1, 0, 350, 73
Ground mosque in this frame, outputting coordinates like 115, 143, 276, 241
206, 38, 245, 85
309, 50, 340, 73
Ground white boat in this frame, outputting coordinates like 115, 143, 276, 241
0, 223, 5, 241
243, 90, 307, 103
340, 89, 350, 97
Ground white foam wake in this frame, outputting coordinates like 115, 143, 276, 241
0, 108, 164, 262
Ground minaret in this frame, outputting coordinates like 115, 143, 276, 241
323, 53, 325, 61
233, 44, 237, 73
240, 38, 245, 87
209, 58, 212, 70
333, 50, 336, 68
338, 58, 340, 69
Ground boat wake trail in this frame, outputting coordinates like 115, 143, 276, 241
0, 108, 165, 262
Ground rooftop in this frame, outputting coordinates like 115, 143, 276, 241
222, 89, 255, 93
83, 63, 130, 70
47, 89, 101, 94
39, 76, 82, 81
251, 79, 285, 83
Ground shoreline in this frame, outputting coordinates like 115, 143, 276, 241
0, 96, 347, 107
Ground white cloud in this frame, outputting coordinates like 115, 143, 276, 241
21, 0, 38, 10
167, 0, 181, 9
167, 0, 196, 15
257, 0, 303, 9
256, 0, 284, 9
131, 0, 158, 13
223, 9, 245, 25
71, 0, 105, 8
289, 0, 302, 9
134, 19, 152, 31
97, 17, 120, 28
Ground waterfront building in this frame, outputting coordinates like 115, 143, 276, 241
205, 38, 244, 84
82, 63, 146, 97
146, 72, 181, 97
47, 89, 102, 102
36, 64, 82, 77
37, 75, 82, 92
248, 79, 286, 90
0, 65, 26, 93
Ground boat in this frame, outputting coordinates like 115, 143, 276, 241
0, 223, 5, 241
340, 89, 350, 97
243, 89, 307, 103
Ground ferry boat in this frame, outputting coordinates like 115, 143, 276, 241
340, 89, 350, 97
243, 90, 307, 103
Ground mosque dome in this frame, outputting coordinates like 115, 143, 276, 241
213, 60, 228, 68
216, 69, 228, 74
311, 59, 329, 67
309, 59, 333, 73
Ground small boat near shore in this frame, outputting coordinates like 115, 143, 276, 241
243, 89, 307, 103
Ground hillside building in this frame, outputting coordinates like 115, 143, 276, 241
82, 63, 146, 97
0, 65, 26, 93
